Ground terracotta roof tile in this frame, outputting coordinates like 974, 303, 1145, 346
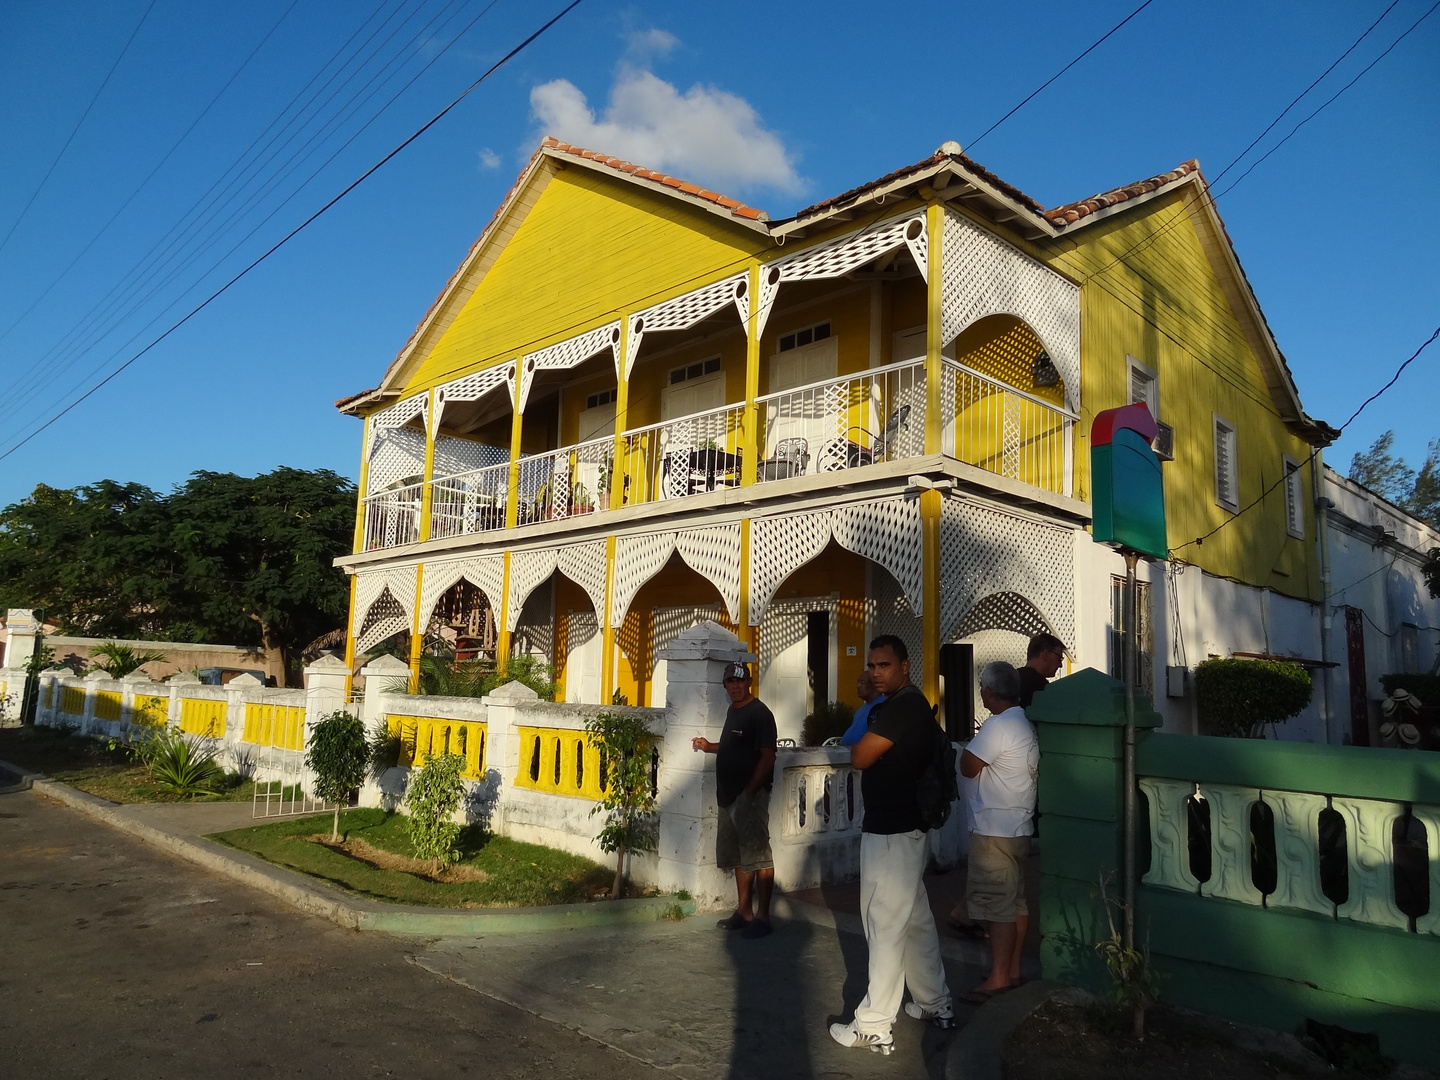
1044, 160, 1200, 225
541, 136, 768, 222
793, 148, 1047, 221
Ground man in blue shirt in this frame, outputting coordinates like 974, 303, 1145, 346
839, 669, 885, 746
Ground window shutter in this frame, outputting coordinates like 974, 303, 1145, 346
1214, 419, 1237, 510
1284, 458, 1304, 539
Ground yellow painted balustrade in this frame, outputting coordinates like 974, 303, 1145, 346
93, 690, 123, 722
513, 725, 611, 800
243, 703, 306, 751
388, 715, 487, 781
178, 698, 227, 738
132, 693, 170, 727
61, 686, 86, 716
43, 682, 53, 709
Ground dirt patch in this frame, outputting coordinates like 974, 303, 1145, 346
297, 834, 489, 884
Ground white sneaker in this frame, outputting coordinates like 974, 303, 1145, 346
828, 1021, 894, 1055
903, 1000, 956, 1029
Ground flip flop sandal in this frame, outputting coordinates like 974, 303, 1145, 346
715, 912, 751, 931
959, 985, 1013, 1006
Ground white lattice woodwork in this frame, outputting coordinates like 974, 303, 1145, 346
832, 498, 926, 616
368, 393, 427, 434
433, 435, 505, 477
748, 513, 832, 625
939, 497, 1075, 650
556, 541, 609, 618
352, 564, 418, 653
675, 524, 743, 622
941, 208, 1080, 411
624, 273, 749, 378
756, 212, 927, 337
610, 532, 679, 625
519, 322, 621, 412
506, 548, 559, 632
417, 555, 506, 627
366, 427, 427, 495
435, 361, 517, 428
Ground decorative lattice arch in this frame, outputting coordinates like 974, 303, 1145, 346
556, 541, 609, 619
610, 532, 679, 626
624, 273, 749, 378
433, 435, 506, 477
748, 513, 833, 625
352, 564, 418, 653
506, 548, 559, 632
519, 322, 621, 411
756, 211, 928, 338
675, 524, 743, 622
832, 498, 926, 617
368, 393, 427, 435
954, 591, 1057, 641
366, 427, 427, 494
938, 497, 1075, 651
940, 208, 1081, 412
434, 361, 517, 430
417, 555, 505, 628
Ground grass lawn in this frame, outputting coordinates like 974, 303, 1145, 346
0, 724, 253, 804
210, 808, 615, 908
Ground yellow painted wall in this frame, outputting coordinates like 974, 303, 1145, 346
61, 686, 85, 716
93, 690, 122, 722
388, 714, 487, 780
766, 544, 871, 707
513, 725, 609, 799
615, 560, 733, 707
401, 167, 767, 396
179, 697, 227, 738
132, 693, 169, 727
243, 703, 305, 751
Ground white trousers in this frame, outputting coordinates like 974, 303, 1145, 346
853, 830, 950, 1035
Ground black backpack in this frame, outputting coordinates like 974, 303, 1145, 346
915, 711, 960, 831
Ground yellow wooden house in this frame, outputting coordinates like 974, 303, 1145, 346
337, 137, 1334, 738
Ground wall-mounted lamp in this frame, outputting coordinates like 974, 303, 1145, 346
1032, 350, 1060, 388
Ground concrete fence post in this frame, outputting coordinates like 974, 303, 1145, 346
357, 655, 411, 731
655, 621, 755, 910
167, 672, 199, 732
482, 680, 540, 829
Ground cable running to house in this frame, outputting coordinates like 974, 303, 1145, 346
0, 0, 587, 462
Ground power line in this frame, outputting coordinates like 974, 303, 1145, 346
0, 0, 158, 258
0, 0, 587, 462
966, 0, 1157, 153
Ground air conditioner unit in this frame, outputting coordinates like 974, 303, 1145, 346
1152, 421, 1175, 461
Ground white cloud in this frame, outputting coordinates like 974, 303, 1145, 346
530, 64, 804, 197
625, 28, 678, 60
477, 147, 501, 170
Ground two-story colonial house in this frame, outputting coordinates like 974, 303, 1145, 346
336, 137, 1335, 741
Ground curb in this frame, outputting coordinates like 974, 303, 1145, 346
2, 761, 694, 936
947, 979, 1061, 1080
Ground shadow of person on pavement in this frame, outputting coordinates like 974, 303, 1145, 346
722, 917, 816, 1080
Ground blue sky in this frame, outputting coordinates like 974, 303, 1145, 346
0, 0, 1436, 506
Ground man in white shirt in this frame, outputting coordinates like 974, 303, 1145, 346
959, 661, 1038, 1003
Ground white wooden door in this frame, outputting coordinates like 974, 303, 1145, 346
660, 373, 725, 421
564, 611, 602, 704
764, 338, 838, 462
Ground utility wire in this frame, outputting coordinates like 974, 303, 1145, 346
0, 0, 587, 462
966, 0, 1158, 153
0, 0, 158, 258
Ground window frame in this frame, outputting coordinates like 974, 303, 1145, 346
1127, 355, 1159, 419
1283, 455, 1304, 540
1213, 414, 1239, 513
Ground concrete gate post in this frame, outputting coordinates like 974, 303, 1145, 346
655, 622, 756, 911
1026, 667, 1161, 994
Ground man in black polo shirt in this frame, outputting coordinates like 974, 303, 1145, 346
829, 635, 953, 1055
692, 661, 777, 939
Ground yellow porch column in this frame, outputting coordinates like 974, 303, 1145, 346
920, 487, 942, 707
342, 574, 359, 699
352, 416, 372, 553
417, 388, 438, 543
600, 535, 617, 703
609, 316, 630, 508
737, 517, 758, 654
407, 563, 425, 693
496, 551, 513, 665
505, 364, 524, 530
924, 202, 945, 456
740, 263, 762, 487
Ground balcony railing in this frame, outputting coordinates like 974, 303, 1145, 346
755, 359, 926, 482
616, 402, 745, 507
515, 436, 613, 523
429, 461, 510, 540
361, 483, 422, 551
941, 359, 1075, 496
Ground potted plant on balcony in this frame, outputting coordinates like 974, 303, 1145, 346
597, 450, 613, 511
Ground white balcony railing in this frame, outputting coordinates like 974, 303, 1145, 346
515, 436, 614, 524
755, 359, 926, 481
428, 461, 510, 540
617, 402, 745, 506
361, 483, 422, 551
941, 359, 1075, 496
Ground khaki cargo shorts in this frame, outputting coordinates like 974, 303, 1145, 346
716, 787, 773, 872
966, 832, 1030, 922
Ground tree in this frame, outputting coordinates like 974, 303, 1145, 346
1195, 658, 1312, 738
1423, 548, 1439, 600
89, 641, 168, 678
583, 711, 658, 900
1408, 440, 1440, 530
1349, 431, 1416, 504
167, 467, 355, 685
404, 752, 467, 873
305, 711, 369, 840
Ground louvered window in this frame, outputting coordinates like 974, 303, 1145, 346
1283, 456, 1304, 539
1214, 417, 1238, 512
1128, 356, 1172, 459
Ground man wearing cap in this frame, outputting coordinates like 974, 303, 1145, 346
691, 661, 778, 939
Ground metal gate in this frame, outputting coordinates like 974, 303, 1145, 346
251, 743, 333, 819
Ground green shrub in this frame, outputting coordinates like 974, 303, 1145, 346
305, 710, 368, 839
404, 752, 467, 872
399, 654, 557, 701
367, 720, 403, 779
89, 642, 168, 678
131, 728, 223, 796
583, 710, 657, 900
801, 700, 855, 746
1195, 658, 1312, 738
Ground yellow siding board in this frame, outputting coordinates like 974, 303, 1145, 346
403, 169, 767, 395
93, 690, 122, 723
178, 698, 227, 738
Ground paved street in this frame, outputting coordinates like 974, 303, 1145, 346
0, 787, 663, 1080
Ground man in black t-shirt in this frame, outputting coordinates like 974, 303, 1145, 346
692, 662, 777, 939
1017, 633, 1066, 708
830, 636, 953, 1055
